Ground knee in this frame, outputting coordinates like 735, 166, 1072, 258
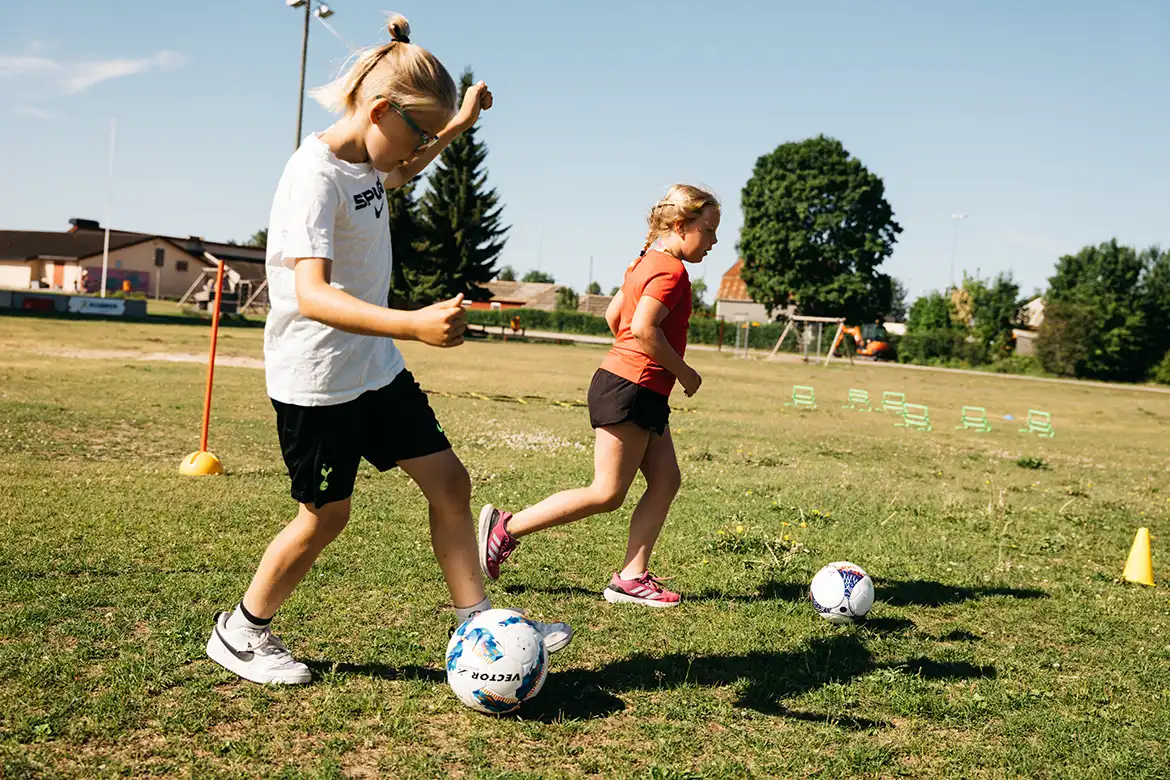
590, 482, 628, 514
431, 461, 472, 514
298, 500, 351, 546
648, 464, 682, 498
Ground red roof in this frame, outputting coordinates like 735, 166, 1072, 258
716, 258, 752, 302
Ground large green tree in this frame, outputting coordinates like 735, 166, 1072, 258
385, 180, 432, 308
415, 68, 508, 303
1037, 240, 1150, 381
739, 135, 902, 321
962, 272, 1022, 358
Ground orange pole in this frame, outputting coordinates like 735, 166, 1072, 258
199, 260, 226, 453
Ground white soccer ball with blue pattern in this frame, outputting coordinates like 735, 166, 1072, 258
445, 608, 548, 714
810, 561, 874, 624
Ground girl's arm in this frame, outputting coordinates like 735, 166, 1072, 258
382, 82, 493, 190
294, 257, 465, 347
630, 296, 702, 396
605, 290, 624, 336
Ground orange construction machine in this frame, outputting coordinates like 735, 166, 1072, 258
843, 323, 894, 360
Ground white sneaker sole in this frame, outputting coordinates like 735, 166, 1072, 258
542, 626, 573, 654
205, 626, 312, 685
477, 504, 497, 581
603, 587, 680, 608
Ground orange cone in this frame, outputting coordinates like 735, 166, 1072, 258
1121, 527, 1154, 586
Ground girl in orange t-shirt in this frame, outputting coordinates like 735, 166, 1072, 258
478, 185, 719, 607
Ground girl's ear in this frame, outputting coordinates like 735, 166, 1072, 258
368, 99, 388, 126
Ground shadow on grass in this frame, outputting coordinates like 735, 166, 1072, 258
506, 578, 1048, 608
522, 633, 996, 725
302, 659, 445, 684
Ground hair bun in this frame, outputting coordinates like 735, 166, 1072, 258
386, 13, 411, 43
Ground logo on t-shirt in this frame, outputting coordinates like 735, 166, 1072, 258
353, 178, 385, 219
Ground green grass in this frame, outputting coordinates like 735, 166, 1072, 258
2, 314, 1170, 778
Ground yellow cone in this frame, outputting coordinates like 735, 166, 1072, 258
1121, 527, 1154, 586
180, 451, 224, 476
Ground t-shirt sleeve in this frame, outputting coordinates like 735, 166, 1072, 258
281, 168, 340, 261
641, 266, 688, 311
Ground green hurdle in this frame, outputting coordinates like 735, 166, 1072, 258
956, 405, 992, 432
896, 403, 933, 432
881, 391, 907, 416
1019, 409, 1055, 438
786, 385, 817, 410
842, 388, 873, 412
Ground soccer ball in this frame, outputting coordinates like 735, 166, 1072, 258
810, 561, 874, 624
445, 609, 548, 714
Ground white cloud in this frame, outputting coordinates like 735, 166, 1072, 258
15, 104, 55, 120
64, 50, 187, 93
0, 50, 186, 93
0, 55, 62, 78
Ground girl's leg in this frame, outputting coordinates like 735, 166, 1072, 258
242, 498, 352, 618
619, 425, 681, 579
506, 423, 651, 537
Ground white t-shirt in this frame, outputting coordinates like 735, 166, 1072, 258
263, 133, 405, 406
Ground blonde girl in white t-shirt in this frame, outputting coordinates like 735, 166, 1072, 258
206, 14, 571, 685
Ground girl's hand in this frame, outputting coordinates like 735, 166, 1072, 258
679, 365, 702, 397
455, 81, 493, 131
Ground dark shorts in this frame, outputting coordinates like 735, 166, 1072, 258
587, 368, 670, 436
271, 369, 450, 507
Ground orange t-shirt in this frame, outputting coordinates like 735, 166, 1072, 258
599, 250, 692, 397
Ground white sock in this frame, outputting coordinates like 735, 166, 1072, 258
455, 597, 490, 622
225, 603, 270, 631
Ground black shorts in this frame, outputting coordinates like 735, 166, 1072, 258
271, 369, 451, 507
587, 368, 670, 436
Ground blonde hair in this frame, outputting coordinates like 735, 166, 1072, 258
311, 14, 458, 120
641, 184, 721, 254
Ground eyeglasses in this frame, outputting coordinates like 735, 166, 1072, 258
376, 96, 438, 152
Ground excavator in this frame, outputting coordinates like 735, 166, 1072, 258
842, 322, 894, 360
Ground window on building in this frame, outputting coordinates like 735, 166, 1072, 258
175, 260, 189, 272
154, 248, 165, 267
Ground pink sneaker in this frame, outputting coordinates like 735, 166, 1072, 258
478, 504, 519, 581
603, 571, 681, 608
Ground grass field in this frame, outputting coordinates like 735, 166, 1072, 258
2, 314, 1170, 778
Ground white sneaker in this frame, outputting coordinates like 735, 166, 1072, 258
500, 609, 573, 653
205, 612, 312, 685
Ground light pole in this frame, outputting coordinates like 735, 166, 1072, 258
286, 0, 335, 151
949, 213, 967, 290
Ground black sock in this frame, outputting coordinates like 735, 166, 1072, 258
238, 601, 272, 628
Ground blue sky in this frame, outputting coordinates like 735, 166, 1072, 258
2, 1, 1167, 303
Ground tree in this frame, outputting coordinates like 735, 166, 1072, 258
1035, 300, 1096, 377
522, 269, 555, 284
242, 229, 267, 249
385, 180, 432, 308
739, 135, 902, 322
1038, 240, 1150, 381
415, 68, 508, 303
556, 286, 579, 311
906, 291, 957, 333
609, 285, 620, 296
962, 272, 1021, 359
691, 277, 712, 317
497, 265, 516, 281
586, 280, 602, 295
886, 278, 908, 322
1140, 247, 1170, 370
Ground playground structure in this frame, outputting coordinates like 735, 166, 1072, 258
769, 314, 847, 365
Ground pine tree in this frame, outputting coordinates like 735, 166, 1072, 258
385, 180, 432, 308
416, 69, 508, 303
